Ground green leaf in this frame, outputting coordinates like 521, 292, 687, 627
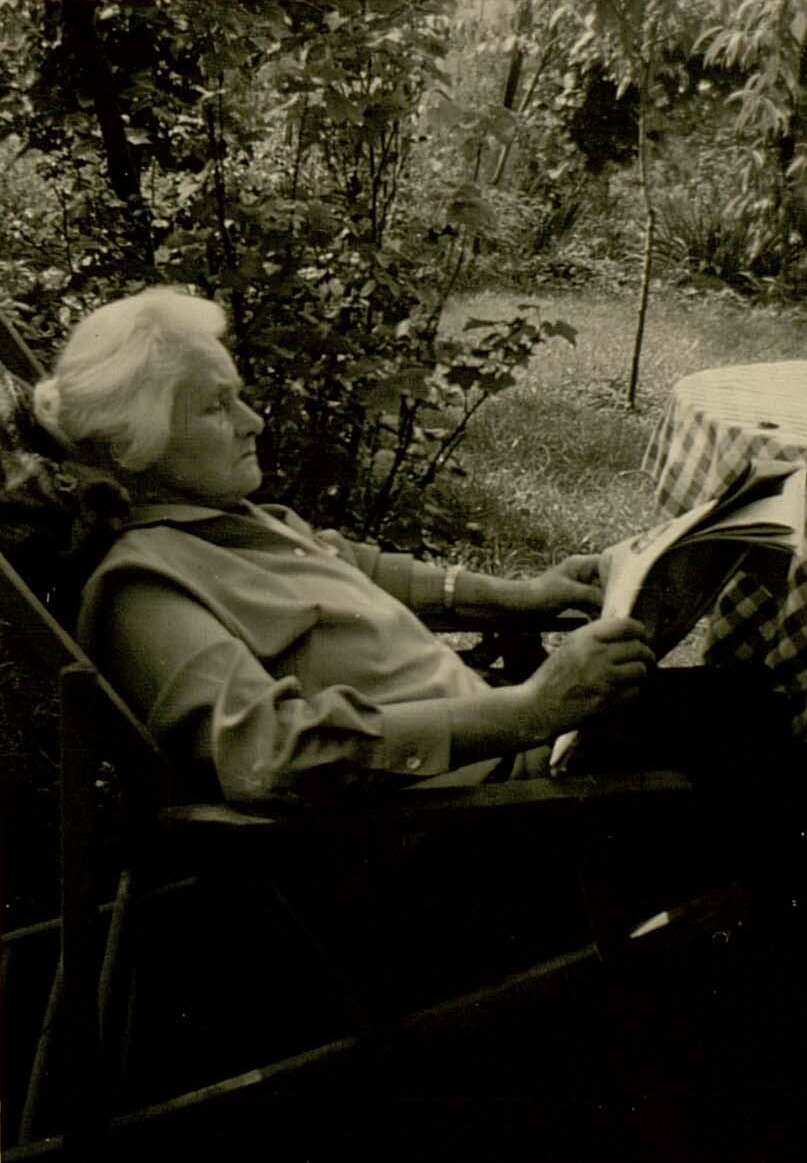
372, 448, 396, 474
368, 0, 406, 12
487, 107, 518, 144
445, 365, 481, 391
475, 370, 515, 394
305, 200, 338, 235
324, 10, 349, 31
124, 128, 152, 146
355, 376, 407, 413
424, 92, 466, 130
541, 319, 577, 346
324, 90, 364, 124
238, 251, 265, 279
391, 365, 431, 398
446, 183, 496, 233
462, 316, 500, 331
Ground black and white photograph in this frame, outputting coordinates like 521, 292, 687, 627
2, 2, 807, 1160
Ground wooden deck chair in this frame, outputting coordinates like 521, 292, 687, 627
0, 308, 729, 1162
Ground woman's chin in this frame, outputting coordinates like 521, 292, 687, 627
242, 463, 263, 495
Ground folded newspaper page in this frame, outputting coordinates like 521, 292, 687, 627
550, 459, 807, 769
602, 458, 805, 648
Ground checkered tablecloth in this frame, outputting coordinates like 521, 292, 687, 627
642, 362, 807, 738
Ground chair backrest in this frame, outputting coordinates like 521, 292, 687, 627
0, 309, 45, 384
0, 543, 174, 805
0, 309, 174, 811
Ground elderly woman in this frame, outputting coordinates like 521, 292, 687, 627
34, 287, 653, 804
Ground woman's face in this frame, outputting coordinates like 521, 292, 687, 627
147, 341, 265, 508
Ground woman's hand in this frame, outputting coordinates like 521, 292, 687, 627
516, 554, 605, 615
517, 615, 654, 737
448, 555, 604, 623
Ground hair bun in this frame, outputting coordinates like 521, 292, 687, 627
33, 378, 68, 444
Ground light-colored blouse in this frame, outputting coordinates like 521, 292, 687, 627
78, 501, 500, 801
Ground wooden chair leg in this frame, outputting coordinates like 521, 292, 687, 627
97, 867, 139, 1112
18, 958, 63, 1144
99, 869, 133, 1054
59, 664, 105, 1158
113, 875, 200, 1091
0, 941, 11, 993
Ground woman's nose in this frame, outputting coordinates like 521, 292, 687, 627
236, 397, 265, 436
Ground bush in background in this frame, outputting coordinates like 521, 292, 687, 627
0, 0, 576, 551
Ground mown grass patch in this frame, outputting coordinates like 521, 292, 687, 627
442, 287, 807, 574
443, 286, 807, 393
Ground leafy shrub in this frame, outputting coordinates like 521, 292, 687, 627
0, 0, 575, 552
654, 181, 782, 291
458, 184, 585, 291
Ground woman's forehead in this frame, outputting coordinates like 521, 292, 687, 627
206, 337, 239, 375
184, 341, 240, 390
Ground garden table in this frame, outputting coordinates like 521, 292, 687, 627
642, 361, 807, 738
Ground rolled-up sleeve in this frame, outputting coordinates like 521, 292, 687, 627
316, 530, 446, 615
101, 578, 453, 802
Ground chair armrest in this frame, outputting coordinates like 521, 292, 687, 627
446, 611, 589, 685
159, 803, 280, 828
159, 769, 693, 827
422, 609, 589, 633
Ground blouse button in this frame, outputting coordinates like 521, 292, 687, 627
293, 547, 306, 557
405, 755, 422, 772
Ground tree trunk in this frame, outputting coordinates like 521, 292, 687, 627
60, 0, 153, 262
626, 59, 654, 410
778, 30, 807, 275
628, 205, 654, 409
488, 43, 523, 188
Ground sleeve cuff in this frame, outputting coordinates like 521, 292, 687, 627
371, 555, 447, 613
323, 541, 446, 613
360, 699, 452, 777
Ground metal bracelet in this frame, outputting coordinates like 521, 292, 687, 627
443, 564, 463, 610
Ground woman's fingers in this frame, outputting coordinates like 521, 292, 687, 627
610, 659, 652, 685
561, 554, 603, 584
606, 638, 656, 666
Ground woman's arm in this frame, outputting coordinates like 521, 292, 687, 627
99, 577, 454, 799
452, 555, 604, 618
446, 616, 652, 768
98, 577, 652, 801
326, 532, 604, 621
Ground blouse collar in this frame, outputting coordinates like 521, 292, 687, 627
126, 499, 289, 530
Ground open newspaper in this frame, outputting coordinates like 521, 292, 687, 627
550, 458, 807, 768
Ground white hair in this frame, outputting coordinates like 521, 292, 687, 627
33, 287, 228, 472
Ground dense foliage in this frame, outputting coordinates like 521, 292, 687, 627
1, 0, 807, 527
0, 0, 578, 548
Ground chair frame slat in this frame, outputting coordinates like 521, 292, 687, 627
0, 310, 44, 384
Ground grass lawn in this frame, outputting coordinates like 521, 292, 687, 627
443, 285, 807, 575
